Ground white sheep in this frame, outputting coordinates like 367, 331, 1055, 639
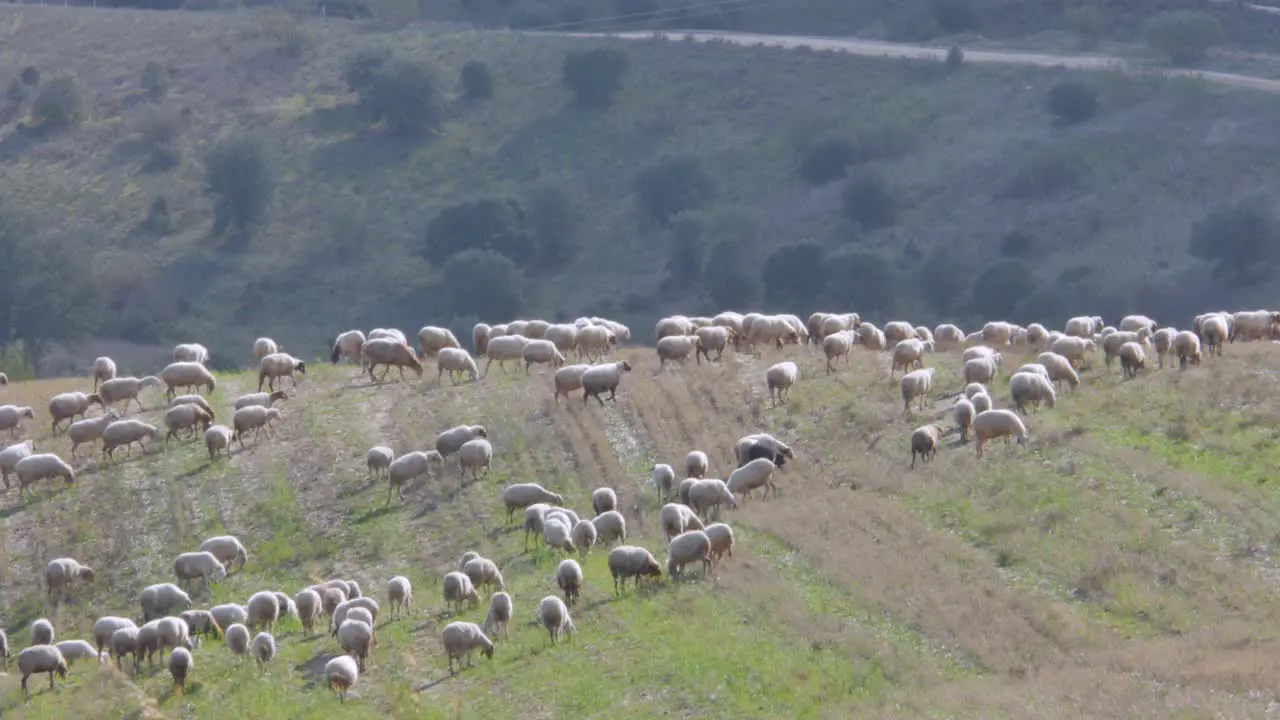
1151, 327, 1177, 369
666, 529, 712, 579
733, 433, 793, 468
973, 409, 1029, 459
48, 392, 100, 434
140, 583, 193, 622
95, 376, 161, 414
17, 645, 68, 699
555, 558, 584, 606
0, 438, 33, 491
552, 364, 592, 405
108, 627, 140, 671
32, 618, 55, 645
693, 325, 733, 364
15, 453, 75, 499
765, 361, 798, 407
252, 632, 276, 670
173, 551, 228, 588
92, 616, 136, 656
212, 605, 249, 635
543, 516, 575, 552
436, 424, 488, 461
591, 487, 617, 515
361, 338, 424, 383
295, 589, 322, 636
482, 592, 513, 642
891, 338, 932, 376
1119, 341, 1147, 379
441, 621, 495, 674
100, 419, 160, 460
472, 323, 492, 356
705, 522, 735, 564
53, 639, 97, 666
1035, 352, 1081, 391
224, 623, 251, 659
168, 394, 217, 421
649, 462, 676, 501
366, 445, 394, 480
325, 654, 360, 701
1015, 363, 1050, 379
416, 326, 461, 359
64, 410, 120, 461
538, 595, 576, 645
91, 356, 117, 391
660, 502, 706, 541
932, 324, 965, 351
963, 356, 1001, 386
330, 330, 366, 365
170, 646, 193, 693
657, 335, 702, 369
1009, 371, 1057, 415
592, 510, 627, 547
952, 396, 976, 443
337, 619, 373, 672
44, 557, 94, 603
458, 438, 492, 481
462, 556, 506, 593
368, 328, 407, 343
1174, 330, 1203, 369
246, 591, 281, 634
385, 450, 445, 505
521, 339, 566, 374
159, 362, 216, 399
910, 424, 943, 469
387, 576, 412, 620
607, 545, 662, 593
1065, 315, 1104, 338
164, 404, 213, 443
883, 320, 916, 346
502, 482, 564, 524
173, 342, 210, 365
687, 478, 737, 519
1230, 310, 1280, 342
900, 367, 936, 414
179, 610, 222, 642
436, 347, 479, 385
961, 346, 997, 364
682, 451, 709, 479
543, 323, 580, 356
231, 406, 281, 448
570, 519, 597, 556
576, 325, 617, 362
257, 352, 306, 393
821, 330, 857, 375
1049, 336, 1095, 368
253, 337, 279, 359
0, 405, 34, 440
582, 361, 632, 406
483, 335, 530, 375
231, 391, 288, 413
203, 425, 233, 461
442, 571, 480, 614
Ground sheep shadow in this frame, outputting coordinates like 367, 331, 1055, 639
296, 651, 341, 684
408, 618, 436, 636
352, 505, 399, 525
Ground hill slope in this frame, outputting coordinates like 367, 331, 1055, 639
0, 338, 1279, 717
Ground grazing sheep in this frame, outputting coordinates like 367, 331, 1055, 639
224, 623, 251, 659
973, 409, 1030, 459
211, 605, 249, 634
140, 584, 192, 622
417, 326, 461, 359
458, 438, 492, 481
361, 338, 424, 383
368, 328, 407, 344
693, 325, 733, 363
1015, 363, 1050, 379
294, 589, 322, 637
1119, 341, 1147, 379
542, 516, 575, 552
32, 618, 55, 645
54, 639, 98, 666
1035, 352, 1081, 391
727, 457, 780, 501
502, 482, 564, 524
462, 557, 506, 593
952, 397, 976, 443
17, 645, 68, 699
482, 592, 513, 642
1049, 336, 1095, 368
164, 404, 213, 444
545, 507, 581, 529
577, 325, 617, 362
48, 392, 100, 434
253, 337, 279, 359
581, 360, 632, 406
538, 595, 576, 645
387, 576, 412, 620
971, 391, 993, 414
246, 591, 281, 634
704, 522, 735, 564
257, 353, 306, 393
657, 335, 702, 369
765, 361, 798, 407
169, 647, 193, 693
436, 347, 479, 385
100, 419, 161, 460
570, 519, 598, 556
962, 356, 1001, 386
666, 529, 712, 579
0, 439, 34, 490
199, 535, 249, 574
521, 339, 566, 374
891, 338, 933, 376
168, 394, 216, 420
205, 425, 234, 461
591, 487, 617, 515
443, 572, 480, 614
108, 627, 140, 671
552, 364, 592, 405
608, 545, 663, 593
233, 390, 289, 412
649, 462, 676, 501
92, 617, 136, 656
1009, 371, 1058, 414
556, 559, 584, 606
483, 335, 530, 375
660, 502, 705, 540
687, 478, 737, 520
732, 433, 794, 469
97, 376, 161, 413
1065, 315, 1104, 338
900, 367, 936, 415
231, 406, 281, 448
320, 590, 347, 631
366, 445, 394, 481
252, 632, 276, 670
44, 557, 95, 603
910, 424, 943, 469
472, 323, 492, 356
173, 343, 210, 365
435, 424, 488, 462
522, 505, 552, 551
325, 654, 360, 702
331, 330, 366, 364
1174, 330, 1203, 369
0, 405, 34, 440
91, 356, 117, 391
682, 451, 710, 480
173, 551, 228, 588
441, 621, 495, 675
386, 450, 445, 505
592, 510, 627, 547
15, 453, 76, 499
159, 362, 217, 399
1152, 327, 1177, 369
179, 610, 222, 642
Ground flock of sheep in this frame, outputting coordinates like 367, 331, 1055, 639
0, 305, 1270, 704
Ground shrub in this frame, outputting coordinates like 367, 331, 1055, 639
797, 138, 859, 186
763, 241, 826, 309
525, 183, 577, 266
703, 238, 760, 308
422, 198, 535, 265
1065, 5, 1105, 49
917, 249, 967, 312
562, 47, 630, 108
205, 133, 275, 236
1189, 199, 1280, 285
136, 106, 182, 149
664, 210, 704, 286
6, 77, 25, 107
459, 61, 494, 100
1000, 230, 1033, 258
142, 61, 169, 101
946, 45, 964, 70
841, 171, 898, 230
260, 10, 309, 57
357, 57, 442, 136
634, 156, 716, 225
971, 258, 1036, 316
823, 246, 896, 313
20, 66, 39, 87
145, 196, 171, 234
1001, 149, 1081, 200
343, 47, 392, 95
437, 249, 526, 320
1046, 80, 1097, 125
1144, 10, 1222, 66
33, 76, 86, 130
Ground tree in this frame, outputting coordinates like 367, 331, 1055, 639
971, 259, 1036, 316
634, 156, 715, 225
1046, 81, 1097, 125
562, 47, 630, 108
141, 61, 169, 101
1000, 230, 1033, 258
343, 47, 392, 96
459, 61, 494, 100
33, 75, 86, 130
1145, 11, 1222, 66
841, 171, 898, 231
1189, 199, 1280, 285
360, 57, 442, 136
703, 239, 760, 309
422, 198, 535, 265
205, 133, 275, 237
824, 246, 896, 313
762, 241, 826, 309
917, 249, 967, 313
664, 210, 704, 287
797, 137, 859, 186
437, 250, 526, 321
525, 183, 577, 266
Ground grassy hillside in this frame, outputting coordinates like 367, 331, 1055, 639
0, 333, 1279, 717
5, 6, 1280, 371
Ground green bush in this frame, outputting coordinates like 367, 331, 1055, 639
459, 61, 494, 100
841, 171, 898, 230
422, 198, 534, 265
634, 156, 716, 225
437, 249, 526, 320
763, 241, 826, 309
1000, 230, 1033, 258
1046, 80, 1097, 125
664, 210, 704, 287
823, 246, 896, 312
353, 55, 442, 136
205, 133, 275, 237
20, 66, 39, 87
797, 138, 859, 186
142, 61, 169, 101
562, 47, 630, 108
1144, 11, 1223, 66
1189, 199, 1280, 285
971, 258, 1036, 316
33, 75, 86, 129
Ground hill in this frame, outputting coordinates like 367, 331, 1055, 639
0, 335, 1278, 717
6, 6, 1280, 372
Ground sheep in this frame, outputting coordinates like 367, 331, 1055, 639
366, 445, 394, 481
331, 330, 366, 364
502, 482, 564, 524
17, 645, 68, 699
581, 360, 632, 406
336, 619, 374, 672
666, 529, 712, 579
1009, 371, 1057, 414
325, 654, 360, 702
223, 623, 251, 659
32, 618, 55, 645
1199, 314, 1229, 356
245, 591, 282, 634
44, 557, 95, 603
231, 406, 281, 448
608, 545, 662, 593
100, 419, 161, 460
159, 362, 216, 399
256, 352, 307, 393
932, 324, 965, 351
556, 558, 584, 606
523, 320, 551, 339
198, 535, 248, 574
522, 505, 552, 551
416, 325, 460, 359
203, 424, 234, 461
443, 571, 480, 614
704, 522, 735, 564
973, 409, 1030, 459
900, 367, 936, 414
462, 556, 506, 593
1152, 327, 1177, 369
140, 583, 192, 622
482, 592, 513, 642
570, 519, 598, 556
15, 453, 75, 499
682, 450, 709, 480
592, 510, 627, 547
963, 356, 1001, 386
692, 325, 733, 364
891, 338, 932, 376
543, 516, 575, 552
54, 639, 98, 667
384, 576, 413, 620
820, 330, 857, 375
657, 335, 702, 369
910, 424, 943, 469
179, 610, 222, 642
1049, 336, 1095, 368
0, 405, 34, 440
368, 328, 407, 343
168, 394, 216, 420
591, 487, 617, 515
655, 315, 695, 340
858, 324, 887, 351
361, 338, 424, 383
1174, 330, 1203, 369
1119, 341, 1147, 379
520, 338, 566, 374
436, 347, 479, 385
0, 438, 33, 489
660, 502, 705, 540
90, 356, 117, 391
971, 391, 993, 414
173, 551, 228, 588
765, 361, 798, 407
108, 627, 140, 672
471, 323, 493, 356
650, 462, 675, 501
483, 335, 530, 375
458, 438, 492, 481
545, 507, 581, 529
952, 397, 976, 443
961, 346, 997, 364
543, 324, 580, 357
1035, 352, 1081, 391
1065, 315, 1104, 338
169, 647, 193, 693
575, 325, 617, 362
173, 342, 210, 364
1015, 363, 1050, 379
386, 450, 445, 505
96, 376, 162, 413
92, 617, 136, 656
320, 590, 347, 630
687, 478, 737, 520
436, 424, 488, 462
884, 321, 916, 346
1229, 310, 1280, 342
251, 632, 276, 671
727, 456, 781, 501
164, 404, 213, 443
441, 621, 495, 674
48, 391, 100, 434
538, 595, 576, 645
136, 617, 194, 668
552, 364, 592, 405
